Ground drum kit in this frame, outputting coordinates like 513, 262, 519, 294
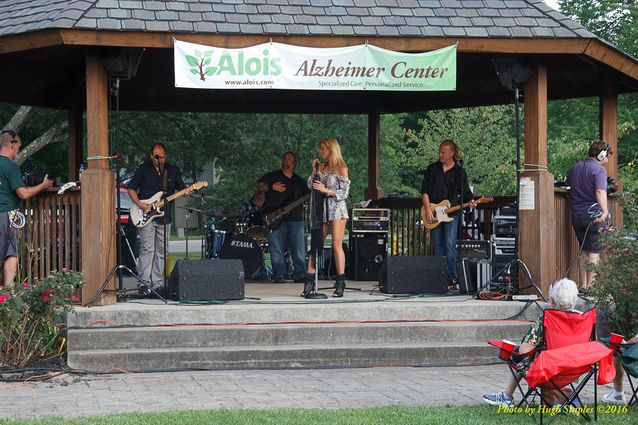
177, 206, 270, 279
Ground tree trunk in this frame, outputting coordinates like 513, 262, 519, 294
5, 106, 35, 133
15, 121, 67, 166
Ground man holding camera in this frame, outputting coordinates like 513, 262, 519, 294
0, 130, 53, 286
566, 140, 620, 292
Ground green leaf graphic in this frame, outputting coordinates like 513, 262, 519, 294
205, 67, 216, 76
185, 55, 199, 67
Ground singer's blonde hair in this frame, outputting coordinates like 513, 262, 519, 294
320, 138, 346, 171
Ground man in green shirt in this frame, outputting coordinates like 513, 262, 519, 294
0, 130, 52, 286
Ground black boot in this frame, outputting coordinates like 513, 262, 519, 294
301, 273, 315, 297
333, 274, 346, 297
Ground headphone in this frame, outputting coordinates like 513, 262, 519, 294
596, 144, 611, 161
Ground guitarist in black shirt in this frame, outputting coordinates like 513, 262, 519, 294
421, 140, 476, 288
257, 151, 310, 283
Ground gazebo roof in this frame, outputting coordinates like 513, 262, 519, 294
0, 0, 636, 113
0, 0, 596, 40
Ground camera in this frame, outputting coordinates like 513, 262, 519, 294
24, 169, 55, 187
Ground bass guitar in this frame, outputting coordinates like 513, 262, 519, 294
263, 193, 311, 230
130, 181, 208, 228
420, 197, 494, 230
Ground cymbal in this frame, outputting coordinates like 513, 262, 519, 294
207, 210, 244, 219
176, 205, 205, 213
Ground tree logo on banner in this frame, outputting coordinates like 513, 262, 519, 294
185, 49, 215, 81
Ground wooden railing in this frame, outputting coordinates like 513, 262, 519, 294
376, 196, 516, 256
19, 188, 81, 282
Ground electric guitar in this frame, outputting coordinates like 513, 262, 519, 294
130, 181, 208, 228
420, 197, 494, 230
263, 193, 311, 230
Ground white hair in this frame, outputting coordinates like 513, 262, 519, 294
548, 278, 579, 311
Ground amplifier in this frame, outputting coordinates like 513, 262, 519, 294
491, 237, 516, 256
351, 208, 390, 233
493, 215, 517, 238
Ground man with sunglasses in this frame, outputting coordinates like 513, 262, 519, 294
128, 143, 190, 296
0, 129, 53, 286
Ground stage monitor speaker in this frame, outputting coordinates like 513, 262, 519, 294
168, 259, 244, 301
379, 256, 447, 294
349, 233, 387, 281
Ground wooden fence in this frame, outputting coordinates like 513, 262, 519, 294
19, 188, 81, 283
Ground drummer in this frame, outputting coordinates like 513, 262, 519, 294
240, 182, 267, 219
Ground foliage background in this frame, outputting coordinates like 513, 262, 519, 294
0, 0, 636, 215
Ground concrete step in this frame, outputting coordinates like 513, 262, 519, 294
67, 299, 543, 328
68, 321, 530, 350
67, 341, 503, 371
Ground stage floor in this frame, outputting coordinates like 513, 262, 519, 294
115, 276, 466, 304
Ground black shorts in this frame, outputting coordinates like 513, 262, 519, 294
0, 212, 19, 260
571, 212, 602, 254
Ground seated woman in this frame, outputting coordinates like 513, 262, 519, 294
482, 278, 580, 407
603, 332, 638, 404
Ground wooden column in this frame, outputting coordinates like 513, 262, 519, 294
81, 51, 116, 305
600, 70, 622, 228
364, 106, 383, 200
520, 64, 556, 298
68, 86, 83, 182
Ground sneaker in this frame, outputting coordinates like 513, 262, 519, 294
602, 391, 626, 405
272, 276, 285, 283
482, 391, 514, 407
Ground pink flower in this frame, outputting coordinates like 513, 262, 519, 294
0, 296, 5, 303
42, 291, 51, 302
71, 295, 79, 302
61, 268, 68, 273
22, 282, 29, 287
4, 293, 11, 299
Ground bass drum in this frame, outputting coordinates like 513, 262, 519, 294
219, 233, 262, 278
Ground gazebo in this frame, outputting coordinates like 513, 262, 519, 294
0, 0, 636, 305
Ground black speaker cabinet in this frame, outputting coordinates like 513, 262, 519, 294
457, 258, 478, 295
349, 233, 387, 281
168, 259, 245, 301
379, 256, 447, 294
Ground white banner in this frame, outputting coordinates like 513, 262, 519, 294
174, 39, 456, 91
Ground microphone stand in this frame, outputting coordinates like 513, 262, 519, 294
306, 162, 327, 299
161, 165, 169, 299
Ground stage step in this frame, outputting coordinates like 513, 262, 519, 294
68, 342, 512, 371
66, 298, 537, 371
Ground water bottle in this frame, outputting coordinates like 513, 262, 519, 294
78, 163, 85, 181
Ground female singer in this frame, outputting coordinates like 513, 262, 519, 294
304, 138, 350, 297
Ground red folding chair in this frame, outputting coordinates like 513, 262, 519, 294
489, 308, 615, 424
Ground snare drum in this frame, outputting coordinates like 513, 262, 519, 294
206, 229, 227, 259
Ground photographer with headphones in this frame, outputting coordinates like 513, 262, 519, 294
0, 130, 53, 286
566, 140, 619, 292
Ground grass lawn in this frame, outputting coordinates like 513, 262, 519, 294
1, 405, 635, 424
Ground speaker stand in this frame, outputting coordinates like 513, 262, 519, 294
87, 264, 167, 307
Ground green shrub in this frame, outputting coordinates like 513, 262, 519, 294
0, 270, 84, 367
590, 226, 638, 338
